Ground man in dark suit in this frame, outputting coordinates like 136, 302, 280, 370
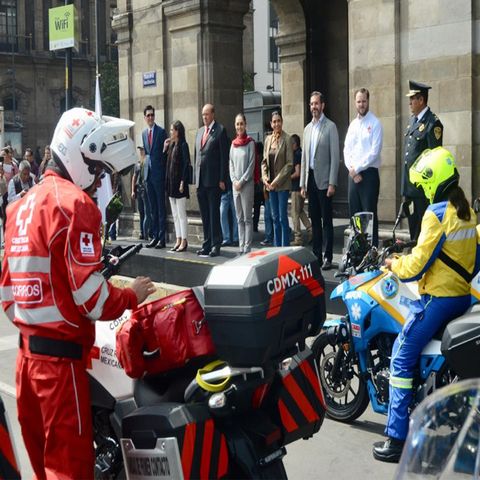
142, 105, 167, 248
195, 103, 229, 257
402, 81, 443, 241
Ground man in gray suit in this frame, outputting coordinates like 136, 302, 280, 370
300, 91, 340, 270
195, 103, 229, 257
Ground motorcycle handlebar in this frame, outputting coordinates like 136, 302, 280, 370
101, 243, 143, 279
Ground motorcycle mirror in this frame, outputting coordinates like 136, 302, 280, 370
401, 201, 413, 219
473, 197, 480, 214
105, 192, 124, 227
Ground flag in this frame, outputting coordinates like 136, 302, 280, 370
95, 74, 102, 117
94, 72, 113, 226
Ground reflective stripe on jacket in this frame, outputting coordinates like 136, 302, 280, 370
391, 201, 480, 296
0, 170, 138, 353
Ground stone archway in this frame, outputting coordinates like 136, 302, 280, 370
272, 0, 350, 215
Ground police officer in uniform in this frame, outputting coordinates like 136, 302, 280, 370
402, 80, 443, 241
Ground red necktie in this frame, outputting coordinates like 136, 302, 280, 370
201, 126, 209, 148
148, 129, 152, 148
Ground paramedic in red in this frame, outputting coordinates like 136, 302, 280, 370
0, 107, 156, 480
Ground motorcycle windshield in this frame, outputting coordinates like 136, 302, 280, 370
396, 379, 480, 479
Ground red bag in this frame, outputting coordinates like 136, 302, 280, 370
116, 289, 216, 378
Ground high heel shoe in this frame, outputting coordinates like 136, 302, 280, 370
176, 241, 188, 252
170, 243, 181, 252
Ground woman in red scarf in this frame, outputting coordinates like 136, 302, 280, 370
229, 113, 256, 254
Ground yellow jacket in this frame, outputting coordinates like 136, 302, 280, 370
391, 201, 480, 297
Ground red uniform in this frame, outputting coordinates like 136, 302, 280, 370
0, 170, 138, 479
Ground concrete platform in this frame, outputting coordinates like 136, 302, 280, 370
112, 221, 350, 316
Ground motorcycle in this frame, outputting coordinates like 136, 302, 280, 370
0, 394, 21, 479
396, 380, 480, 478
89, 244, 327, 479
312, 204, 480, 424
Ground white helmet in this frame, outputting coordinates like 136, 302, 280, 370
50, 107, 136, 189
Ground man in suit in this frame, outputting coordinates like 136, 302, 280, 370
402, 80, 443, 241
195, 103, 229, 257
300, 91, 340, 270
142, 105, 167, 248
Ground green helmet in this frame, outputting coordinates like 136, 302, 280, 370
409, 147, 459, 204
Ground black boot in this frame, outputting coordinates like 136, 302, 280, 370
372, 437, 405, 463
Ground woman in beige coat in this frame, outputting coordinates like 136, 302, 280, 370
261, 111, 293, 246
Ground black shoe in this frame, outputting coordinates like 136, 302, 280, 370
221, 240, 232, 247
209, 246, 221, 257
321, 259, 333, 271
260, 239, 272, 246
197, 248, 210, 257
155, 242, 166, 249
146, 239, 158, 248
372, 438, 405, 463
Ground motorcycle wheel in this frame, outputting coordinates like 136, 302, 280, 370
312, 331, 369, 423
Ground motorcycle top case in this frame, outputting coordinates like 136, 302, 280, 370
204, 247, 326, 367
441, 303, 480, 379
122, 402, 228, 480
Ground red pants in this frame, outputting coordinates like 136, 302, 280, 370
16, 351, 94, 480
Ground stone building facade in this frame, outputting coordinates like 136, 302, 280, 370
114, 0, 479, 223
0, 0, 116, 155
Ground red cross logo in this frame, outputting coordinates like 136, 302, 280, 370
15, 193, 36, 236
72, 118, 80, 127
86, 110, 94, 116
248, 250, 268, 258
86, 345, 100, 369
82, 233, 92, 248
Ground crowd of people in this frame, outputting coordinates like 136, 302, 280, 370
0, 144, 52, 230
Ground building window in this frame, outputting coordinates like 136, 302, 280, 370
268, 3, 279, 72
0, 0, 17, 52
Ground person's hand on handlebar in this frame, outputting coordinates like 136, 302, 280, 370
384, 258, 393, 270
130, 276, 156, 304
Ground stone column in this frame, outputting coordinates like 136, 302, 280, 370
272, 0, 306, 135
347, 0, 401, 222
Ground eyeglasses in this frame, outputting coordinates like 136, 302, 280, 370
145, 113, 155, 118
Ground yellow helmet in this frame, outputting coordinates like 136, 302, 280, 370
409, 147, 459, 204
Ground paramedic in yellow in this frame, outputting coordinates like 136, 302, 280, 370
373, 146, 480, 463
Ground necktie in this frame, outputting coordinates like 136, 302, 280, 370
413, 116, 418, 124
201, 126, 209, 148
148, 129, 152, 148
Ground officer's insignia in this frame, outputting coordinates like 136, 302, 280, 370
419, 124, 425, 132
434, 126, 442, 140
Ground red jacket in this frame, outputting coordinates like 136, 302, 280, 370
0, 170, 137, 355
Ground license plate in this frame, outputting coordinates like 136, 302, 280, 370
121, 437, 184, 480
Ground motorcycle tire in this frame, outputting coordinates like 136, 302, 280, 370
312, 331, 369, 423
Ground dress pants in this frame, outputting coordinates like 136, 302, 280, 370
233, 182, 254, 252
197, 185, 222, 251
291, 191, 311, 242
147, 176, 166, 244
348, 167, 380, 247
406, 195, 429, 242
308, 171, 333, 262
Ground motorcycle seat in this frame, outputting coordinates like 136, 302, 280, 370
134, 355, 217, 407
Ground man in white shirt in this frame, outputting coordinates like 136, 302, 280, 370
344, 88, 383, 246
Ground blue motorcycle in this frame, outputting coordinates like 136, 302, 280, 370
312, 208, 480, 423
